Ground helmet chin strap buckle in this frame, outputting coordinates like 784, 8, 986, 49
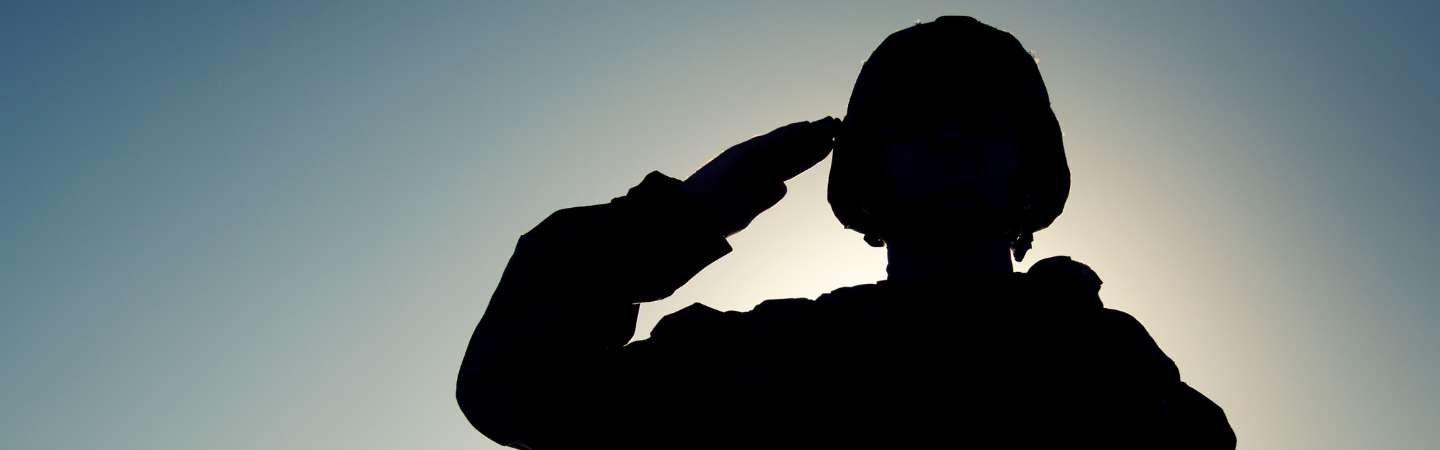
1011, 231, 1034, 262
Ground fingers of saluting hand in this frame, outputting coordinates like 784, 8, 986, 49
681, 117, 838, 237
723, 117, 839, 184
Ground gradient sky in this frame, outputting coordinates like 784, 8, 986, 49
3, 1, 1438, 449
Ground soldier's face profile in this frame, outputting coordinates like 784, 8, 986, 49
878, 106, 1019, 223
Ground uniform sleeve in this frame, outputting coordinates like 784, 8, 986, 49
1102, 310, 1238, 449
455, 171, 734, 450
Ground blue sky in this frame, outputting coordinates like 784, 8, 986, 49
3, 1, 1438, 449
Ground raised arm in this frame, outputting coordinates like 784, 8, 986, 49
456, 118, 836, 449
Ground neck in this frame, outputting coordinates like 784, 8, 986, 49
884, 231, 1014, 279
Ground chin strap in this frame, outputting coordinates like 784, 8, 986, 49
1011, 231, 1034, 262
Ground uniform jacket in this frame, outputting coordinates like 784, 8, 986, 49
457, 172, 1236, 449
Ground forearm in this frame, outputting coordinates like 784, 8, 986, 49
456, 171, 732, 447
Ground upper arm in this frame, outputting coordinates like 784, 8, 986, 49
1099, 309, 1236, 449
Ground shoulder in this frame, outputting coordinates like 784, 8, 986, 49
1026, 255, 1104, 309
647, 297, 814, 342
646, 283, 885, 345
1099, 308, 1146, 332
650, 297, 821, 338
1094, 307, 1182, 379
649, 302, 741, 344
1086, 307, 1158, 349
813, 283, 884, 313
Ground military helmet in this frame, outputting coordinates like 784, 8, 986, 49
828, 16, 1070, 255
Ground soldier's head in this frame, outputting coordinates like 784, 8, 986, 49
828, 16, 1069, 261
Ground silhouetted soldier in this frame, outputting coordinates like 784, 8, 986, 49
457, 16, 1235, 449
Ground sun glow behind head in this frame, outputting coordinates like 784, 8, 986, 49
2, 2, 1437, 450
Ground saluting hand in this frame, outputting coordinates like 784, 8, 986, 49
681, 117, 839, 238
